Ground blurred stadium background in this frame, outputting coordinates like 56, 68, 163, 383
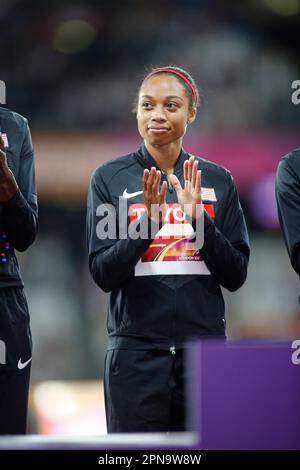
1, 0, 299, 434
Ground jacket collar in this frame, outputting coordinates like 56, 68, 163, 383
136, 142, 188, 175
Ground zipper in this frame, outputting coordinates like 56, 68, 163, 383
162, 171, 177, 354
167, 177, 173, 193
161, 170, 173, 193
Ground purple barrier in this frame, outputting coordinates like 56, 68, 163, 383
187, 340, 300, 450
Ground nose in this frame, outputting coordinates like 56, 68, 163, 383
150, 105, 167, 122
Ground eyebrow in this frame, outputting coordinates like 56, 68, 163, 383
140, 95, 184, 101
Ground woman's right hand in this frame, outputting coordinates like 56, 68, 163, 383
143, 167, 168, 224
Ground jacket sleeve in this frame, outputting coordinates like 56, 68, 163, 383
276, 156, 300, 275
1, 119, 38, 252
87, 169, 160, 292
199, 172, 250, 292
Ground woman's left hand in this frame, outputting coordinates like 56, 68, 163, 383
168, 155, 203, 220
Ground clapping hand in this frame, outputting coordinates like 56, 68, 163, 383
168, 155, 203, 220
143, 167, 168, 224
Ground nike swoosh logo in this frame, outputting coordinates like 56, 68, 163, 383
17, 357, 32, 370
122, 189, 143, 199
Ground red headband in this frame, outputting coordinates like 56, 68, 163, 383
144, 69, 197, 102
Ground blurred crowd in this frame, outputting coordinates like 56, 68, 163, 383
0, 0, 299, 131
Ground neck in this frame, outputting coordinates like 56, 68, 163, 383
144, 140, 182, 175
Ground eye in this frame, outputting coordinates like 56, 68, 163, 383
141, 102, 153, 109
166, 102, 179, 110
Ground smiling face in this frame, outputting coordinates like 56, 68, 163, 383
137, 74, 196, 149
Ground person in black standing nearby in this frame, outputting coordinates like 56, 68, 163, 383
276, 148, 300, 276
0, 106, 38, 434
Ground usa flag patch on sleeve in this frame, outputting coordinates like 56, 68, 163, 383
201, 187, 216, 201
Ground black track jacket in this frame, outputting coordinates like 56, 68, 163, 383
276, 148, 300, 275
0, 107, 38, 287
87, 144, 250, 350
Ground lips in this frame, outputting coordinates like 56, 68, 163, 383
148, 127, 169, 133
